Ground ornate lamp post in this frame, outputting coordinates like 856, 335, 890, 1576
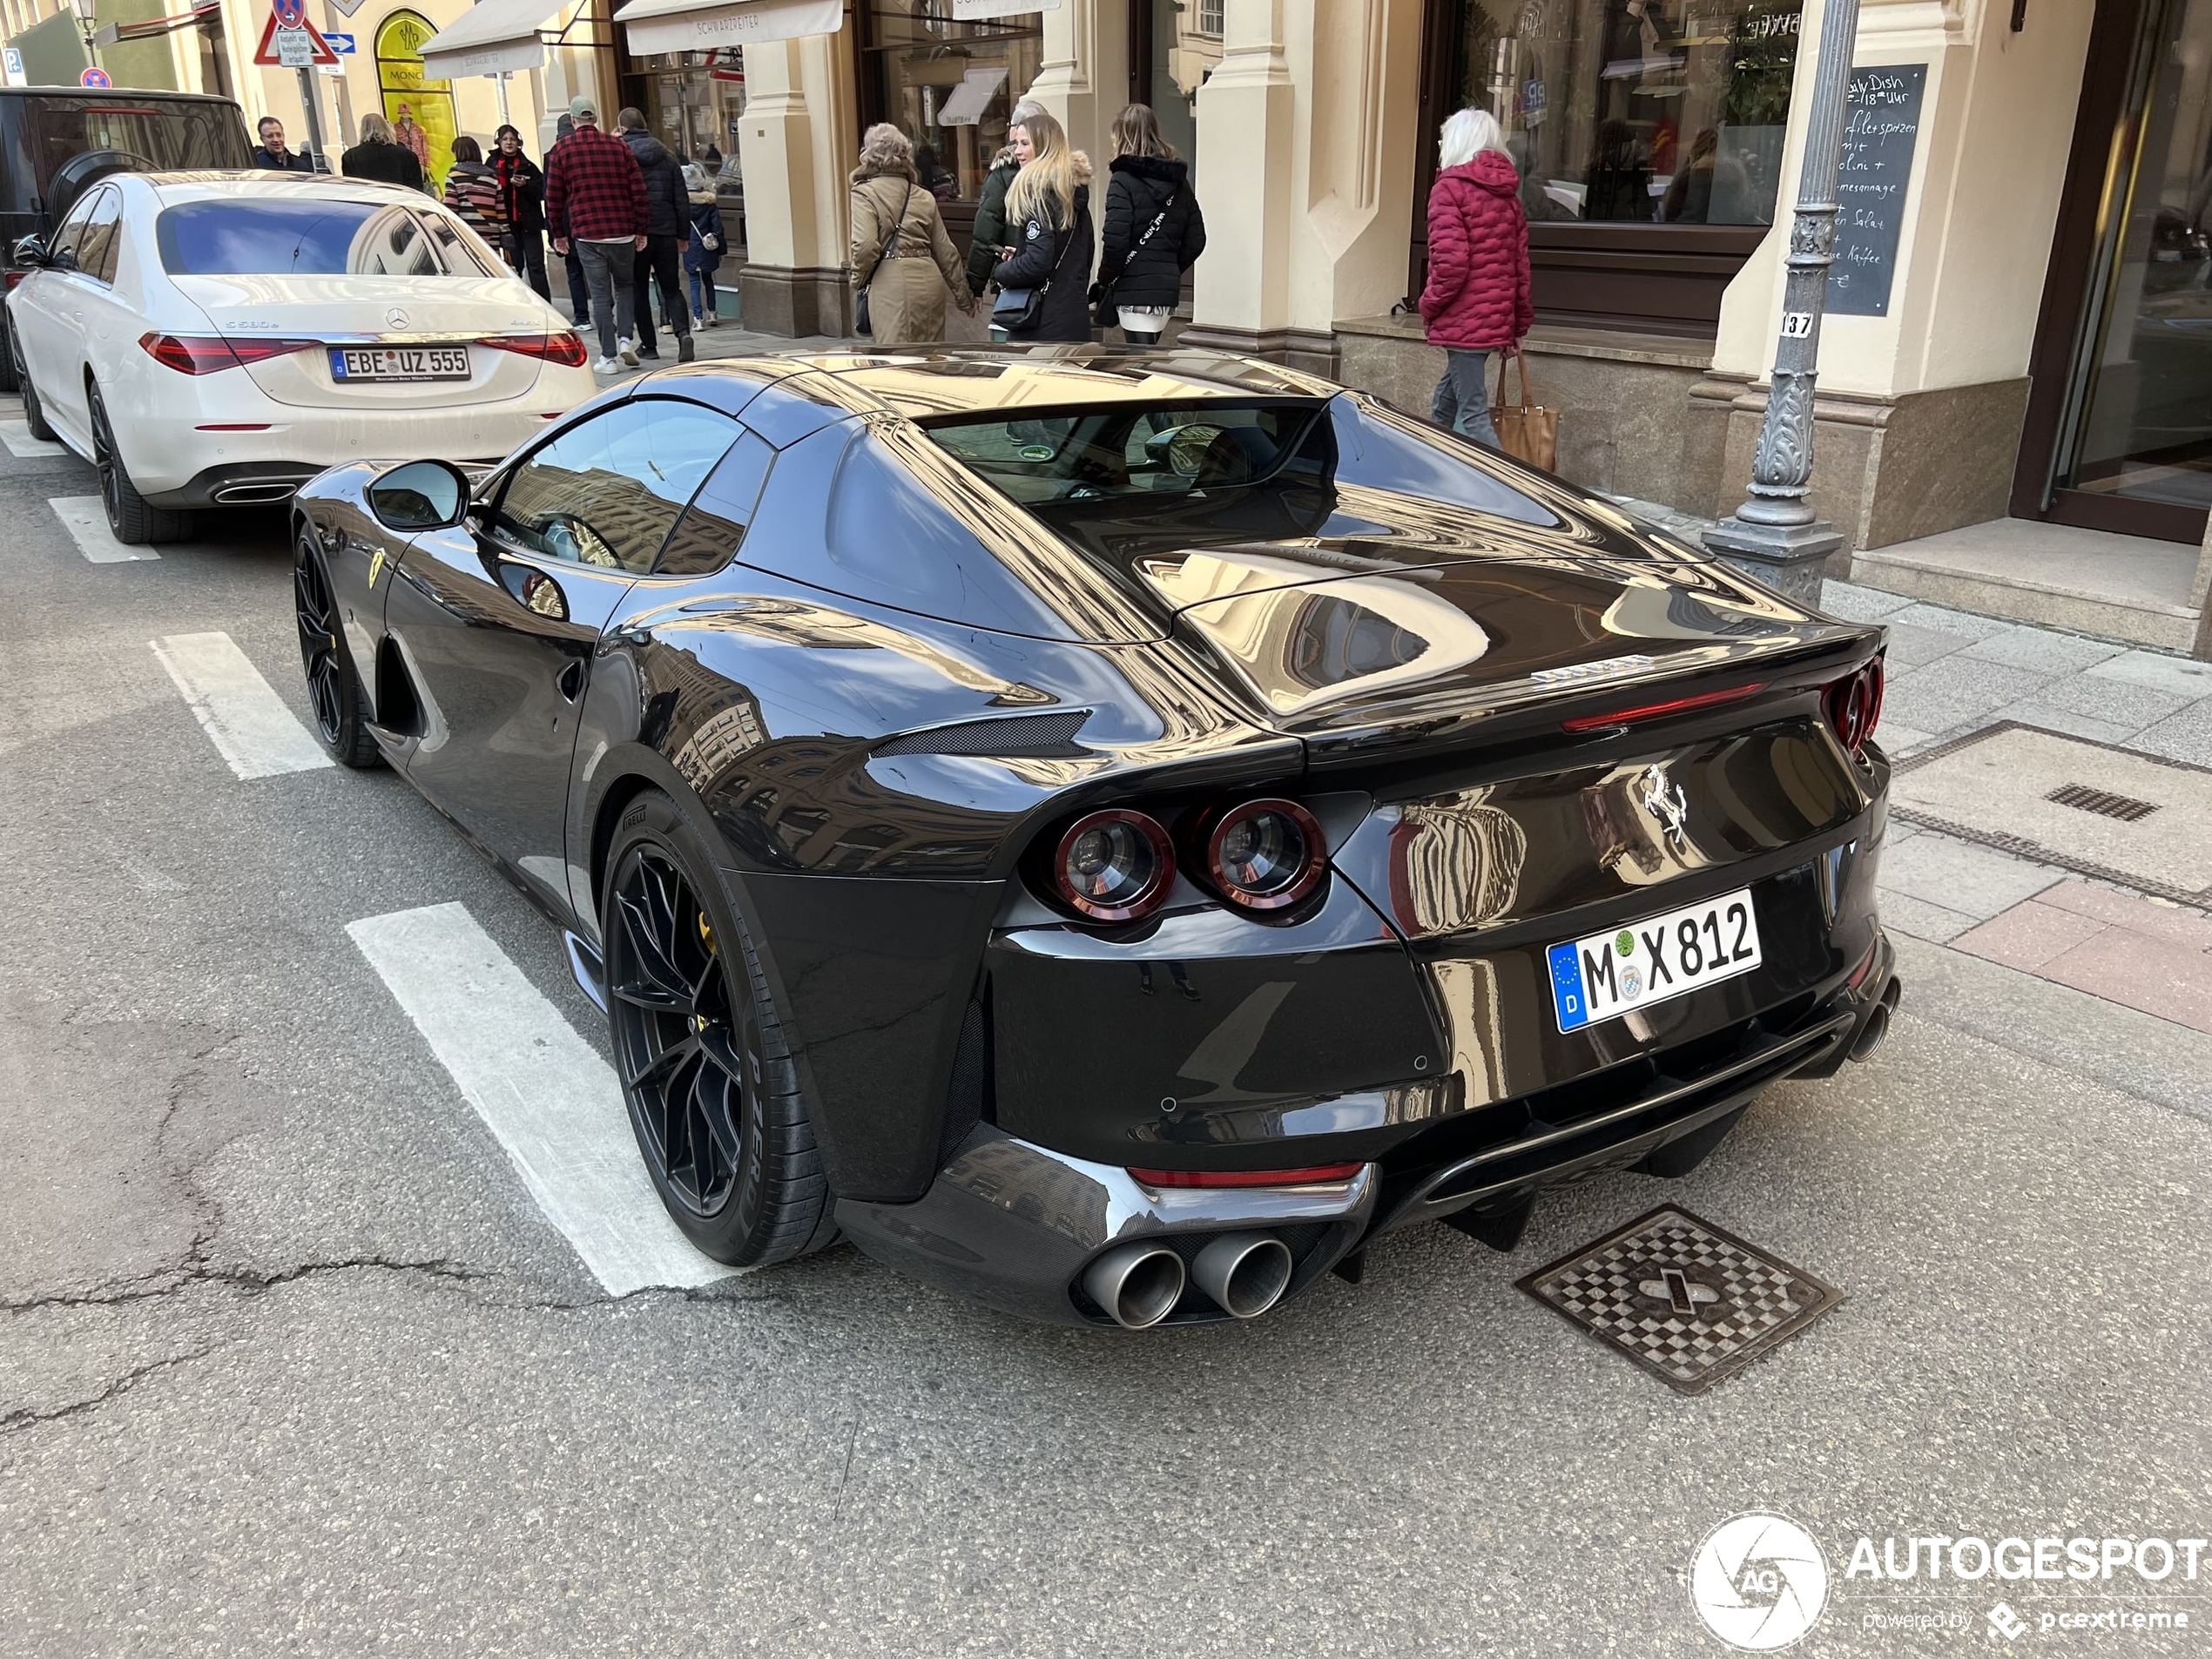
1703, 0, 1865, 604
70, 0, 100, 71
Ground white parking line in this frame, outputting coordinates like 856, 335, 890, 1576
347, 902, 733, 1298
2, 422, 68, 458
149, 631, 331, 779
51, 496, 158, 563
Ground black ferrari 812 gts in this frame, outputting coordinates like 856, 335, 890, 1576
293, 347, 1898, 1328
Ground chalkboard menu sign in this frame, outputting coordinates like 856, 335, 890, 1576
1829, 64, 1926, 318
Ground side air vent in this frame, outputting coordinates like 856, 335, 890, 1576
873, 710, 1091, 758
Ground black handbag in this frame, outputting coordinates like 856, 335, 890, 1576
991, 203, 1076, 334
853, 182, 911, 339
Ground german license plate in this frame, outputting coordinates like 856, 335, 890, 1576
1548, 887, 1763, 1034
328, 346, 470, 383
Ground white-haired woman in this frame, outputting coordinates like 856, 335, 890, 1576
849, 123, 971, 346
1418, 108, 1532, 447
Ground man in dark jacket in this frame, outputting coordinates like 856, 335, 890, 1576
1094, 152, 1204, 344
252, 117, 314, 174
546, 95, 649, 372
617, 107, 693, 362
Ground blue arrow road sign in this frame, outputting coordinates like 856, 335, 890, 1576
324, 31, 354, 51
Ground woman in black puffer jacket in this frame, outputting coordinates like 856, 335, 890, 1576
989, 108, 1095, 344
1093, 104, 1205, 346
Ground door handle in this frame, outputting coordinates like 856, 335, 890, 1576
557, 660, 586, 702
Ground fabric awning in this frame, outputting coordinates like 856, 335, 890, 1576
610, 0, 841, 55
417, 0, 570, 78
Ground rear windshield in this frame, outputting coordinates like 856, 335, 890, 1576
4, 98, 251, 209
156, 199, 497, 277
923, 401, 1332, 502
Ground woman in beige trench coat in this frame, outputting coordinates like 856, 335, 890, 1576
849, 124, 972, 345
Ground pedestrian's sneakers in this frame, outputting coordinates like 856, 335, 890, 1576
678, 336, 696, 363
699, 314, 718, 329
617, 337, 640, 368
592, 356, 621, 374
660, 320, 677, 335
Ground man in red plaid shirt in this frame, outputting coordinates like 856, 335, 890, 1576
546, 94, 649, 374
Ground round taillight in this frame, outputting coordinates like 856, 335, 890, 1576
1205, 798, 1326, 911
1824, 658, 1885, 756
1052, 810, 1176, 921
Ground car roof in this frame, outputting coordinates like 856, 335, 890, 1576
0, 87, 242, 103
132, 172, 442, 207
653, 348, 1340, 421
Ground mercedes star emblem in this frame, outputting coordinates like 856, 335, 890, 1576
386, 307, 409, 330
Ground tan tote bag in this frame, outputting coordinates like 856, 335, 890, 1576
1490, 350, 1559, 471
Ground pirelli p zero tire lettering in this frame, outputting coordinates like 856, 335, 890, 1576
603, 789, 837, 1268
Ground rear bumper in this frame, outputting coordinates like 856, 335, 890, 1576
839, 932, 1898, 1327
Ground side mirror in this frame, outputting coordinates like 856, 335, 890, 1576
366, 458, 472, 532
10, 235, 47, 270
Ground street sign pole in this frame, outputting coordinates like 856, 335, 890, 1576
296, 64, 327, 172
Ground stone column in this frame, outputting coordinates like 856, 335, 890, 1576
1181, 0, 1296, 357
734, 36, 855, 337
1028, 0, 1129, 171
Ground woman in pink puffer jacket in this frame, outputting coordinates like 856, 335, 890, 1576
1419, 109, 1534, 448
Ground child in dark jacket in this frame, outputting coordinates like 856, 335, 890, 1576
682, 164, 725, 328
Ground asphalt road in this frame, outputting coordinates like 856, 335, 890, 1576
3, 415, 2209, 1658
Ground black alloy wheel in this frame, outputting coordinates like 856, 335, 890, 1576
88, 384, 186, 544
293, 537, 381, 767
604, 791, 833, 1266
12, 327, 51, 440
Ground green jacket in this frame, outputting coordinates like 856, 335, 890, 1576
966, 153, 1020, 297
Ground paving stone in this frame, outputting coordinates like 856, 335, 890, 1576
2036, 879, 2212, 951
1881, 654, 2058, 734
1818, 580, 1917, 623
1960, 627, 2128, 675
2128, 699, 2212, 769
2020, 673, 2191, 729
1981, 702, 2140, 746
1875, 890, 1980, 944
1952, 897, 2109, 973
1878, 724, 1940, 757
1877, 831, 2066, 921
1887, 602, 2019, 641
2037, 927, 2212, 1036
1881, 620, 1981, 669
2085, 649, 2212, 702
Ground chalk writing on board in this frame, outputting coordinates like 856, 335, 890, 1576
1828, 64, 1925, 319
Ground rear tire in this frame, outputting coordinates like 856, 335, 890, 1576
604, 790, 837, 1268
14, 327, 52, 441
0, 314, 19, 395
89, 382, 187, 545
293, 536, 381, 769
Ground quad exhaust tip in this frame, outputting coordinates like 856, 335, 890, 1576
1082, 1242, 1185, 1330
1191, 1232, 1293, 1320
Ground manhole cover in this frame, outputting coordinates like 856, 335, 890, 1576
1892, 724, 2212, 905
1518, 1207, 1844, 1395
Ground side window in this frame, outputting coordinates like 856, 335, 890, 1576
655, 430, 774, 577
75, 188, 124, 285
492, 401, 738, 575
46, 189, 101, 271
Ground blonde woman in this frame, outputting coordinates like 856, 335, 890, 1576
988, 107, 1094, 343
341, 111, 424, 192
848, 123, 970, 346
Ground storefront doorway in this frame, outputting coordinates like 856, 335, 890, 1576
2017, 0, 2212, 545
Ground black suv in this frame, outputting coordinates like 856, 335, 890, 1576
0, 86, 253, 389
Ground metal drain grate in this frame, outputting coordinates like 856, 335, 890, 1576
1519, 1207, 1844, 1394
2046, 783, 2160, 823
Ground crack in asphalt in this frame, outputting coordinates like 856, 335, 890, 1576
0, 1345, 225, 1439
0, 1256, 489, 1316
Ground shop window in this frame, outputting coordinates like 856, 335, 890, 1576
1139, 0, 1213, 169
855, 0, 1045, 207
1414, 0, 1804, 333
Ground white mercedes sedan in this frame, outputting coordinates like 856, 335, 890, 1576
5, 172, 594, 543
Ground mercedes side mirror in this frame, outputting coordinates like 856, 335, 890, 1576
10, 235, 48, 270
366, 458, 472, 532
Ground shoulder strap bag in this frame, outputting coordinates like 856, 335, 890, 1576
853, 182, 913, 339
1488, 349, 1559, 472
1093, 183, 1175, 327
992, 200, 1078, 334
